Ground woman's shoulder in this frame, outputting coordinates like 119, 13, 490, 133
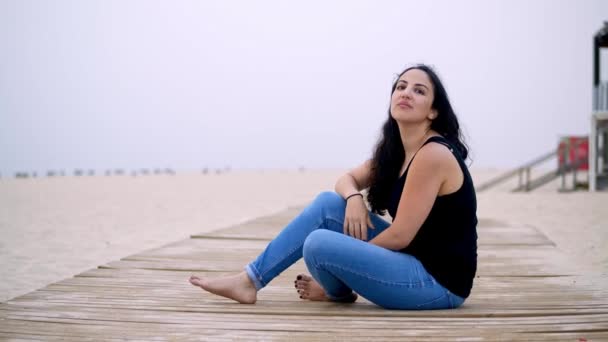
411, 137, 462, 179
417, 136, 456, 164
414, 136, 465, 195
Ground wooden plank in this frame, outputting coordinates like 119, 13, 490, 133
5, 286, 608, 318
7, 285, 608, 311
1, 308, 607, 340
194, 220, 554, 246
1, 206, 606, 341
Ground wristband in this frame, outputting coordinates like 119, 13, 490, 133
345, 193, 363, 201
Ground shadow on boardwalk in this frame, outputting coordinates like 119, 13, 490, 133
1, 206, 607, 340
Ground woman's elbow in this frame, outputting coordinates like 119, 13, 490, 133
335, 173, 358, 192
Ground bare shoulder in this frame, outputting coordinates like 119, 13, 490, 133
412, 141, 456, 169
411, 140, 463, 194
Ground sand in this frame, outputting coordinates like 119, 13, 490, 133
1, 169, 606, 302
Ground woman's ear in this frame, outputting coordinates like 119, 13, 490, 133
428, 110, 438, 120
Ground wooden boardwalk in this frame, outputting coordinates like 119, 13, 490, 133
1, 206, 607, 341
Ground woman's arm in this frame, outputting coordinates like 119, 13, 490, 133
334, 159, 373, 198
369, 144, 451, 250
335, 159, 377, 240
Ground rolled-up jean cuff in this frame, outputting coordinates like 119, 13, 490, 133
245, 264, 264, 290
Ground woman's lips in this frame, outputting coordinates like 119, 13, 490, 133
397, 101, 413, 109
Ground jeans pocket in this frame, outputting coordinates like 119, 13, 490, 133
414, 292, 449, 310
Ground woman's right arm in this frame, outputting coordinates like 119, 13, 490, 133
334, 160, 375, 241
334, 159, 373, 198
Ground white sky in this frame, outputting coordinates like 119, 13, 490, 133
1, 0, 607, 176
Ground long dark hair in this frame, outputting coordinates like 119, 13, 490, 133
367, 64, 468, 215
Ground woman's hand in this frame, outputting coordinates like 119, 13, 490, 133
343, 195, 375, 241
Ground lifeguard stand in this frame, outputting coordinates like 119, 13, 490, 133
590, 22, 608, 191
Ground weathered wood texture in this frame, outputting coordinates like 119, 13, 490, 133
1, 206, 606, 341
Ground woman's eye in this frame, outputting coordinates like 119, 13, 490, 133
415, 88, 425, 95
397, 85, 405, 90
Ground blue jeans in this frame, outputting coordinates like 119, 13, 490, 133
245, 191, 465, 310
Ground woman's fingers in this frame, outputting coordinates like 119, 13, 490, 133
367, 216, 375, 229
345, 219, 355, 238
344, 213, 375, 241
352, 220, 367, 241
360, 221, 368, 241
353, 221, 361, 240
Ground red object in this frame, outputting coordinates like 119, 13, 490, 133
558, 136, 589, 171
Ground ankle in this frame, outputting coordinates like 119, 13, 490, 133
240, 272, 256, 290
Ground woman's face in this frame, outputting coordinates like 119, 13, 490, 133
390, 68, 437, 124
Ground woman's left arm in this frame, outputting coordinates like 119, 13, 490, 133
369, 144, 449, 250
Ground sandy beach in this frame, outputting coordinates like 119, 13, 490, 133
1, 169, 607, 302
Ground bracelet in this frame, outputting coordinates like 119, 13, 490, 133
345, 193, 363, 201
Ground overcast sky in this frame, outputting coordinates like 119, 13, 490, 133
1, 0, 607, 176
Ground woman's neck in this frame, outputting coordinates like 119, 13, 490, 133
399, 123, 433, 157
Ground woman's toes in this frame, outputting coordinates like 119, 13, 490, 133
297, 274, 313, 281
189, 276, 202, 286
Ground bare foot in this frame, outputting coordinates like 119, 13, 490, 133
189, 271, 257, 304
294, 274, 358, 303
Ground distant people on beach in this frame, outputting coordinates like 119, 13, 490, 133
187, 64, 477, 309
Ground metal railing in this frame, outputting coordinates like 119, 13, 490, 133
475, 151, 554, 192
476, 139, 588, 192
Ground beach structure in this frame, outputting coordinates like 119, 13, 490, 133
590, 21, 608, 191
478, 23, 608, 193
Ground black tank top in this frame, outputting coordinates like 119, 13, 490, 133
387, 136, 478, 298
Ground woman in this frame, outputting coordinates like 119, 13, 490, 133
189, 64, 477, 310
